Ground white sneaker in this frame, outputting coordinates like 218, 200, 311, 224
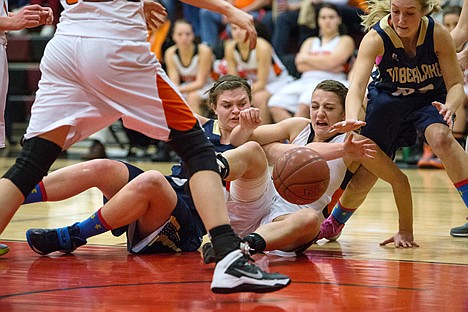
211, 249, 291, 293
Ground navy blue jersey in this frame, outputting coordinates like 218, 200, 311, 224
370, 15, 446, 99
361, 15, 448, 158
171, 118, 235, 179
202, 119, 236, 153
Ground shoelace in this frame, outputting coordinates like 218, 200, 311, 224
240, 241, 255, 262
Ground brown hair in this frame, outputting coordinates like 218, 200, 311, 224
207, 75, 252, 108
313, 79, 348, 108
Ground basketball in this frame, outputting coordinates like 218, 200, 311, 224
272, 147, 330, 205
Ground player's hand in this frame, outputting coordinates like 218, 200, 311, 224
10, 5, 46, 30
39, 7, 53, 25
343, 134, 377, 160
380, 231, 419, 248
225, 7, 257, 49
330, 120, 366, 133
239, 107, 261, 130
432, 101, 456, 129
143, 1, 167, 30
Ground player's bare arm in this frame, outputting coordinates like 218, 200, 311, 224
332, 31, 382, 133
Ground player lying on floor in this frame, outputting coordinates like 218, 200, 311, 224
24, 135, 370, 256
228, 79, 419, 251
23, 75, 371, 292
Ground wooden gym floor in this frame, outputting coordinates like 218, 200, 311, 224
0, 149, 467, 311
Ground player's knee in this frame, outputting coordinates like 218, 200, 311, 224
83, 159, 119, 178
2, 137, 62, 197
129, 170, 167, 194
168, 128, 218, 177
426, 125, 452, 150
296, 210, 320, 236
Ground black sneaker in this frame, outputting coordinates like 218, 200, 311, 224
202, 242, 216, 264
450, 222, 468, 237
26, 224, 87, 255
211, 249, 291, 293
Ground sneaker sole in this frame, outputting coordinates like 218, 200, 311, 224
211, 279, 291, 294
450, 232, 468, 237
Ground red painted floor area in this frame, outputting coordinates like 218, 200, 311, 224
0, 242, 467, 311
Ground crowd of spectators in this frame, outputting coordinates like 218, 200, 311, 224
5, 0, 467, 165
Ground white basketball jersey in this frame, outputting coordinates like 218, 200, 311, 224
56, 0, 148, 41
267, 126, 347, 221
301, 36, 348, 80
0, 0, 8, 148
172, 47, 200, 83
233, 45, 290, 84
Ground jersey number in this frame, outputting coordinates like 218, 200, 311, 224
391, 84, 434, 97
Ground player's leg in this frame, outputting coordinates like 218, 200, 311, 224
0, 127, 69, 237
248, 209, 321, 253
24, 160, 131, 204
201, 142, 271, 264
322, 166, 378, 241
222, 141, 268, 181
425, 123, 468, 236
204, 209, 321, 262
170, 130, 290, 293
156, 70, 290, 293
26, 170, 177, 254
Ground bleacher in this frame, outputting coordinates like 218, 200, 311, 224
6, 34, 50, 143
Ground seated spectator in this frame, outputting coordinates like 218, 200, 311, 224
271, 0, 317, 57
164, 19, 214, 116
267, 3, 354, 122
224, 22, 294, 124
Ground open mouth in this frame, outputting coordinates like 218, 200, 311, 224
316, 121, 329, 127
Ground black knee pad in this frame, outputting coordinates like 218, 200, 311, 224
2, 137, 62, 198
216, 153, 230, 180
167, 127, 219, 178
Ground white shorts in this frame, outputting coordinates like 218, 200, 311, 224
268, 74, 348, 113
226, 168, 275, 237
265, 74, 294, 95
25, 35, 197, 149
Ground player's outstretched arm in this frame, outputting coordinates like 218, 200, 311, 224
350, 134, 418, 248
230, 108, 308, 147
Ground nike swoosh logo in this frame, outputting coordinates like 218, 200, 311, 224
233, 268, 263, 279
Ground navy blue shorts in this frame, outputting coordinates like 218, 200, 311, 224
110, 162, 206, 253
361, 87, 447, 158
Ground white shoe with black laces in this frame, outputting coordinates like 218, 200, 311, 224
211, 249, 291, 293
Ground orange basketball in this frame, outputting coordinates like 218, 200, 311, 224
272, 147, 330, 205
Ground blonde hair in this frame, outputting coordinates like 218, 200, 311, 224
361, 0, 441, 31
